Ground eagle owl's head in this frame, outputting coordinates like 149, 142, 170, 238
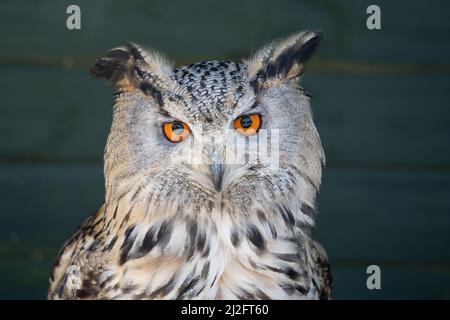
91, 30, 324, 232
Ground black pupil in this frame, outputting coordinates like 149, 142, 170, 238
171, 122, 184, 135
240, 115, 253, 129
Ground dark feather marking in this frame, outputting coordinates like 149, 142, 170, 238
156, 220, 173, 248
230, 228, 241, 247
105, 48, 130, 61
248, 259, 259, 269
255, 289, 271, 300
312, 278, 319, 291
88, 44, 146, 83
294, 284, 309, 294
197, 232, 206, 252
119, 224, 136, 264
276, 253, 300, 263
280, 283, 294, 296
92, 228, 104, 240
129, 220, 174, 260
158, 109, 171, 117
277, 204, 295, 225
268, 222, 278, 239
56, 273, 69, 298
112, 205, 118, 220
130, 184, 143, 202
87, 239, 100, 251
99, 274, 114, 288
90, 217, 102, 229
266, 265, 301, 281
265, 61, 278, 79
201, 243, 210, 258
189, 220, 198, 242
210, 274, 218, 288
103, 235, 118, 252
139, 225, 159, 255
274, 31, 323, 79
301, 203, 316, 218
119, 206, 133, 229
121, 284, 138, 295
280, 283, 309, 296
75, 288, 92, 299
257, 210, 277, 239
296, 221, 313, 236
247, 225, 265, 251
128, 43, 144, 60
89, 58, 126, 82
201, 262, 210, 279
237, 287, 254, 300
75, 271, 100, 299
104, 218, 112, 232
139, 82, 164, 107
148, 273, 178, 298
176, 276, 199, 299
250, 31, 322, 93
296, 284, 309, 295
302, 172, 319, 196
195, 283, 208, 297
186, 220, 198, 260
286, 268, 300, 280
256, 210, 266, 221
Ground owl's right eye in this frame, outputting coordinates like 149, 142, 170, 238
162, 121, 190, 143
233, 113, 261, 136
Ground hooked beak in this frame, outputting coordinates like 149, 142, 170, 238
210, 151, 224, 192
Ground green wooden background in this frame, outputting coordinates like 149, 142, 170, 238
1, 0, 450, 299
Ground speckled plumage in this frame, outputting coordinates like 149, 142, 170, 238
48, 30, 331, 300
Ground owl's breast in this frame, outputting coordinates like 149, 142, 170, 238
50, 204, 326, 299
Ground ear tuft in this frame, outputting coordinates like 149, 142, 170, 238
246, 30, 323, 87
89, 43, 173, 91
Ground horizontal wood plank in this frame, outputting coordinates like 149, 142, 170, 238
0, 0, 449, 66
0, 164, 103, 251
0, 66, 111, 160
331, 264, 450, 299
1, 67, 449, 166
315, 169, 450, 263
305, 73, 450, 166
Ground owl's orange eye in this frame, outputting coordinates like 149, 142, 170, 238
233, 114, 261, 136
163, 121, 190, 143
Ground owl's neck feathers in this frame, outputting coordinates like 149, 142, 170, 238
86, 171, 321, 299
97, 167, 318, 267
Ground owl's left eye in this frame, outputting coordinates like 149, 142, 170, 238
233, 113, 261, 136
163, 121, 190, 143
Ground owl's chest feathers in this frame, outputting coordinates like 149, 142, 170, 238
60, 198, 316, 299
68, 200, 317, 299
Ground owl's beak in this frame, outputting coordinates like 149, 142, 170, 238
210, 151, 224, 192
211, 163, 223, 192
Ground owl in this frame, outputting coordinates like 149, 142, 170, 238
48, 30, 331, 300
